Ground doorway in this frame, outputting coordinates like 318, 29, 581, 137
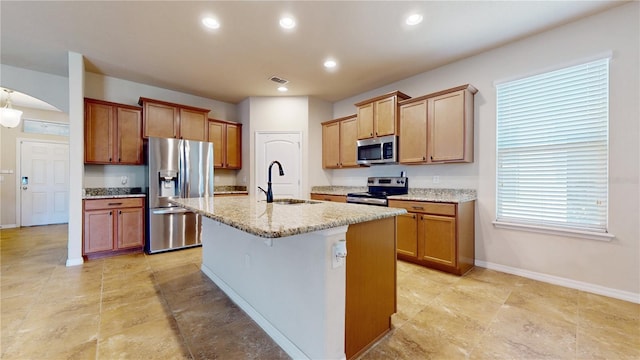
255, 132, 302, 199
18, 139, 69, 226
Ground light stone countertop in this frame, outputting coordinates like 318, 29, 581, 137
83, 194, 146, 199
170, 196, 406, 238
83, 187, 146, 200
310, 186, 476, 203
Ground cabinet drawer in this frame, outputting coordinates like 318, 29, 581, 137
310, 194, 347, 203
388, 200, 455, 216
84, 197, 144, 210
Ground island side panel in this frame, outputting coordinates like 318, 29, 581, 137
200, 217, 348, 360
345, 216, 397, 359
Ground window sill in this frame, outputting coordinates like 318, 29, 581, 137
492, 221, 615, 242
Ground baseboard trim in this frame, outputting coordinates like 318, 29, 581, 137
0, 224, 18, 229
475, 260, 640, 304
200, 264, 310, 360
65, 257, 84, 267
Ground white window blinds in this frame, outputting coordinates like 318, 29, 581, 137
496, 58, 609, 233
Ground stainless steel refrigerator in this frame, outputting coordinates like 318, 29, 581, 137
146, 137, 213, 254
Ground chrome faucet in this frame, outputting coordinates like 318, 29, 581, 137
258, 160, 284, 203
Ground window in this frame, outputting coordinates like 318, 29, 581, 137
495, 58, 610, 238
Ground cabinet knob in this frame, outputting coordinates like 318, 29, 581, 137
430, 156, 433, 161
370, 133, 373, 136
109, 211, 112, 216
109, 157, 112, 162
422, 156, 426, 161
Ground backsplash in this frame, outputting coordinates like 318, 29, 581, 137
84, 187, 144, 196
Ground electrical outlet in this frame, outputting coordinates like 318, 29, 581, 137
433, 176, 440, 183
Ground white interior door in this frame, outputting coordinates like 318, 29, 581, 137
255, 132, 301, 199
20, 140, 69, 226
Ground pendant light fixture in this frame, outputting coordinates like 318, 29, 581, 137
0, 89, 23, 128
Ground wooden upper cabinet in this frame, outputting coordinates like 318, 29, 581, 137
428, 88, 474, 163
116, 107, 143, 164
322, 115, 358, 169
399, 99, 428, 163
398, 84, 477, 164
207, 119, 242, 169
355, 91, 410, 140
84, 98, 142, 165
139, 97, 209, 141
339, 116, 358, 167
322, 121, 340, 168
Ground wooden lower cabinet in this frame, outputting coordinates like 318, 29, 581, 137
310, 193, 347, 203
389, 199, 475, 275
83, 197, 145, 258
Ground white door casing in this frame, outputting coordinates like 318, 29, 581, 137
19, 140, 69, 226
255, 132, 301, 199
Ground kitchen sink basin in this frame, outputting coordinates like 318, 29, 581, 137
270, 199, 321, 205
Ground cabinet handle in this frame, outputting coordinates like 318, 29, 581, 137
370, 132, 373, 136
109, 157, 112, 162
412, 206, 424, 210
109, 211, 112, 216
108, 202, 123, 206
324, 198, 331, 201
119, 210, 122, 215
422, 156, 426, 161
412, 214, 416, 219
430, 156, 433, 161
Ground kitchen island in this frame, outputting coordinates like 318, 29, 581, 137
170, 196, 405, 360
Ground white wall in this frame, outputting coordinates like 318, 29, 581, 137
329, 3, 640, 298
0, 64, 69, 112
244, 96, 311, 196
308, 97, 333, 187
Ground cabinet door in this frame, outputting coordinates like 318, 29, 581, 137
85, 101, 114, 163
322, 122, 341, 168
339, 117, 358, 167
374, 96, 396, 137
179, 108, 208, 141
310, 194, 347, 203
225, 123, 242, 169
399, 100, 428, 163
117, 207, 144, 249
144, 101, 177, 138
83, 209, 114, 254
396, 213, 418, 258
428, 90, 465, 162
117, 107, 143, 164
356, 102, 374, 139
208, 121, 225, 168
419, 214, 456, 267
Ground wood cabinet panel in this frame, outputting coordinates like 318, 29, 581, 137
116, 107, 143, 164
389, 199, 475, 275
398, 84, 476, 164
322, 115, 358, 169
143, 101, 177, 139
322, 121, 341, 168
356, 102, 374, 139
310, 194, 347, 203
117, 207, 144, 249
398, 100, 427, 163
419, 214, 456, 267
179, 108, 208, 141
83, 209, 114, 253
396, 213, 418, 258
208, 119, 242, 169
345, 217, 396, 359
428, 90, 466, 162
85, 98, 142, 165
85, 101, 114, 163
355, 91, 410, 140
83, 198, 145, 257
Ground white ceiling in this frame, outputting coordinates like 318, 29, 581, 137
0, 1, 626, 106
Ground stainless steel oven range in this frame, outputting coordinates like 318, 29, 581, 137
346, 176, 408, 206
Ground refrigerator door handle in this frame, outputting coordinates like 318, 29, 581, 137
152, 208, 191, 215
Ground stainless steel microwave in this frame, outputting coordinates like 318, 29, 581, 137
356, 135, 397, 165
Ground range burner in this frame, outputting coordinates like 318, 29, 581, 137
346, 177, 408, 206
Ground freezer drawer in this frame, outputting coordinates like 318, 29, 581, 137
147, 207, 202, 253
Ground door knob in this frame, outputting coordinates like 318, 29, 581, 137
22, 186, 28, 190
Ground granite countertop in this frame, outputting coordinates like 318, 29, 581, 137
214, 185, 248, 195
170, 196, 406, 238
310, 186, 476, 203
83, 187, 146, 199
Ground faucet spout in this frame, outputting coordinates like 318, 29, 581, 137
265, 160, 285, 203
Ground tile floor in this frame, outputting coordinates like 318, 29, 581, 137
1, 224, 638, 359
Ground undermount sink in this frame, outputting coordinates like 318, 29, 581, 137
269, 199, 321, 205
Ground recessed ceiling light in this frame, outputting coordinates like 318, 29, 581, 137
324, 59, 337, 69
279, 17, 296, 29
202, 17, 220, 29
277, 86, 288, 92
405, 14, 423, 26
